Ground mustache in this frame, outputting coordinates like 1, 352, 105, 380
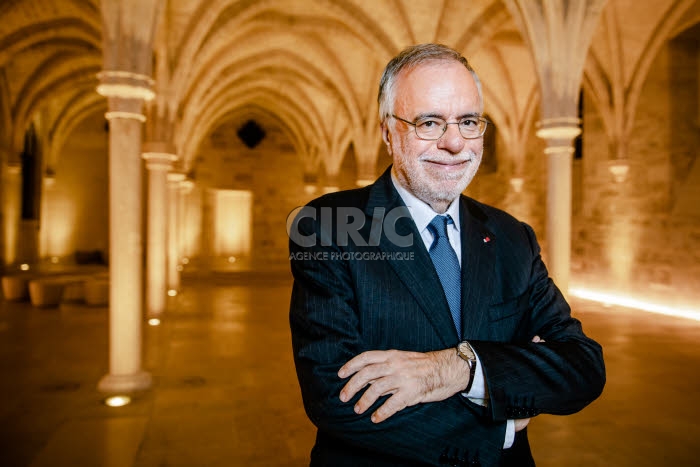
418, 149, 479, 164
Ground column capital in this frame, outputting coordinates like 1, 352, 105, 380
535, 117, 581, 140
104, 96, 147, 122
97, 70, 155, 102
167, 172, 186, 183
180, 178, 195, 192
142, 152, 177, 170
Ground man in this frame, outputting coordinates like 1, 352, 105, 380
289, 43, 605, 467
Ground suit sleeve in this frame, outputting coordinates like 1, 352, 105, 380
289, 208, 506, 466
470, 223, 606, 422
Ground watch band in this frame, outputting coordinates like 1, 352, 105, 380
463, 356, 477, 393
456, 341, 477, 393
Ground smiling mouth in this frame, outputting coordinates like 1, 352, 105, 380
424, 159, 469, 167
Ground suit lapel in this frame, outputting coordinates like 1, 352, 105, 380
459, 197, 496, 340
366, 169, 459, 347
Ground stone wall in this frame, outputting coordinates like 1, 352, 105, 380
39, 110, 109, 262
573, 41, 700, 305
196, 115, 317, 271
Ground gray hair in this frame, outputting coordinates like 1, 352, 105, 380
377, 43, 483, 124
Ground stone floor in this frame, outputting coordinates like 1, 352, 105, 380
1, 272, 699, 466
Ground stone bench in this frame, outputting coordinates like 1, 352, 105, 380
28, 275, 93, 308
2, 272, 69, 301
3, 265, 108, 303
2, 274, 34, 301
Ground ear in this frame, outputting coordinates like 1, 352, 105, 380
381, 123, 393, 156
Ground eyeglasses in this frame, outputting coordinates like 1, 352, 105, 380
392, 114, 488, 140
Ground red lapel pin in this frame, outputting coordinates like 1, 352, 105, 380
483, 236, 491, 243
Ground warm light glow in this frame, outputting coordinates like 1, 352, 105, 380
50, 256, 59, 264
304, 184, 317, 195
168, 290, 177, 297
212, 190, 252, 258
509, 177, 524, 193
228, 256, 237, 263
20, 263, 30, 271
608, 162, 630, 183
181, 188, 202, 259
176, 265, 183, 272
42, 193, 77, 258
104, 395, 131, 407
148, 318, 161, 326
570, 287, 700, 322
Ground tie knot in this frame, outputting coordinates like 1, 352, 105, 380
428, 215, 453, 239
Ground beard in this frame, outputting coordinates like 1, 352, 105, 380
394, 148, 483, 212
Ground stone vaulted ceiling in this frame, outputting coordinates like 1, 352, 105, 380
0, 0, 698, 176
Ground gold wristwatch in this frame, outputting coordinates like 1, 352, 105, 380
456, 341, 477, 393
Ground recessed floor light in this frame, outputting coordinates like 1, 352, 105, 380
104, 395, 131, 407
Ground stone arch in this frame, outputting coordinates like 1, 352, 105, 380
0, 18, 101, 68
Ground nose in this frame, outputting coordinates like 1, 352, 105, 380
436, 123, 465, 154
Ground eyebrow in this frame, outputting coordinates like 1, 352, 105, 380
414, 112, 482, 120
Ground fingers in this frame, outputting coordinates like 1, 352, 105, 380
337, 349, 429, 423
351, 375, 395, 415
338, 350, 390, 379
371, 393, 408, 423
339, 353, 394, 403
531, 335, 545, 343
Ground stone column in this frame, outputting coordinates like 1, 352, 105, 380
2, 161, 21, 266
167, 172, 185, 293
142, 149, 176, 316
96, 73, 154, 394
536, 120, 581, 295
503, 0, 605, 294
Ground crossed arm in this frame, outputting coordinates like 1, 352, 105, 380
289, 214, 605, 464
338, 337, 544, 428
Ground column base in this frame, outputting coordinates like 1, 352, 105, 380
98, 370, 152, 393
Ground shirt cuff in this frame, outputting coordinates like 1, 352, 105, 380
503, 419, 515, 449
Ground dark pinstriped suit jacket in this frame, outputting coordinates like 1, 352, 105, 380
289, 167, 605, 467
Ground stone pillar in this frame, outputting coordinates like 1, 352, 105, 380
167, 172, 185, 292
200, 188, 213, 272
503, 0, 605, 294
3, 162, 21, 266
142, 150, 176, 316
536, 120, 581, 295
96, 74, 154, 394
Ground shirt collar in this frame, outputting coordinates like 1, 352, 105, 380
390, 168, 461, 234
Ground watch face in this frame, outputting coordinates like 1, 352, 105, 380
459, 341, 475, 360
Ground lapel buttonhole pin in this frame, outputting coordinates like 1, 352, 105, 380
483, 236, 491, 243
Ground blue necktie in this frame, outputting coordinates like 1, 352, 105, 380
427, 215, 462, 338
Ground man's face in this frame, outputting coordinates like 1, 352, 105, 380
383, 61, 484, 212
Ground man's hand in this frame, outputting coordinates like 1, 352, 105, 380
338, 348, 470, 424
